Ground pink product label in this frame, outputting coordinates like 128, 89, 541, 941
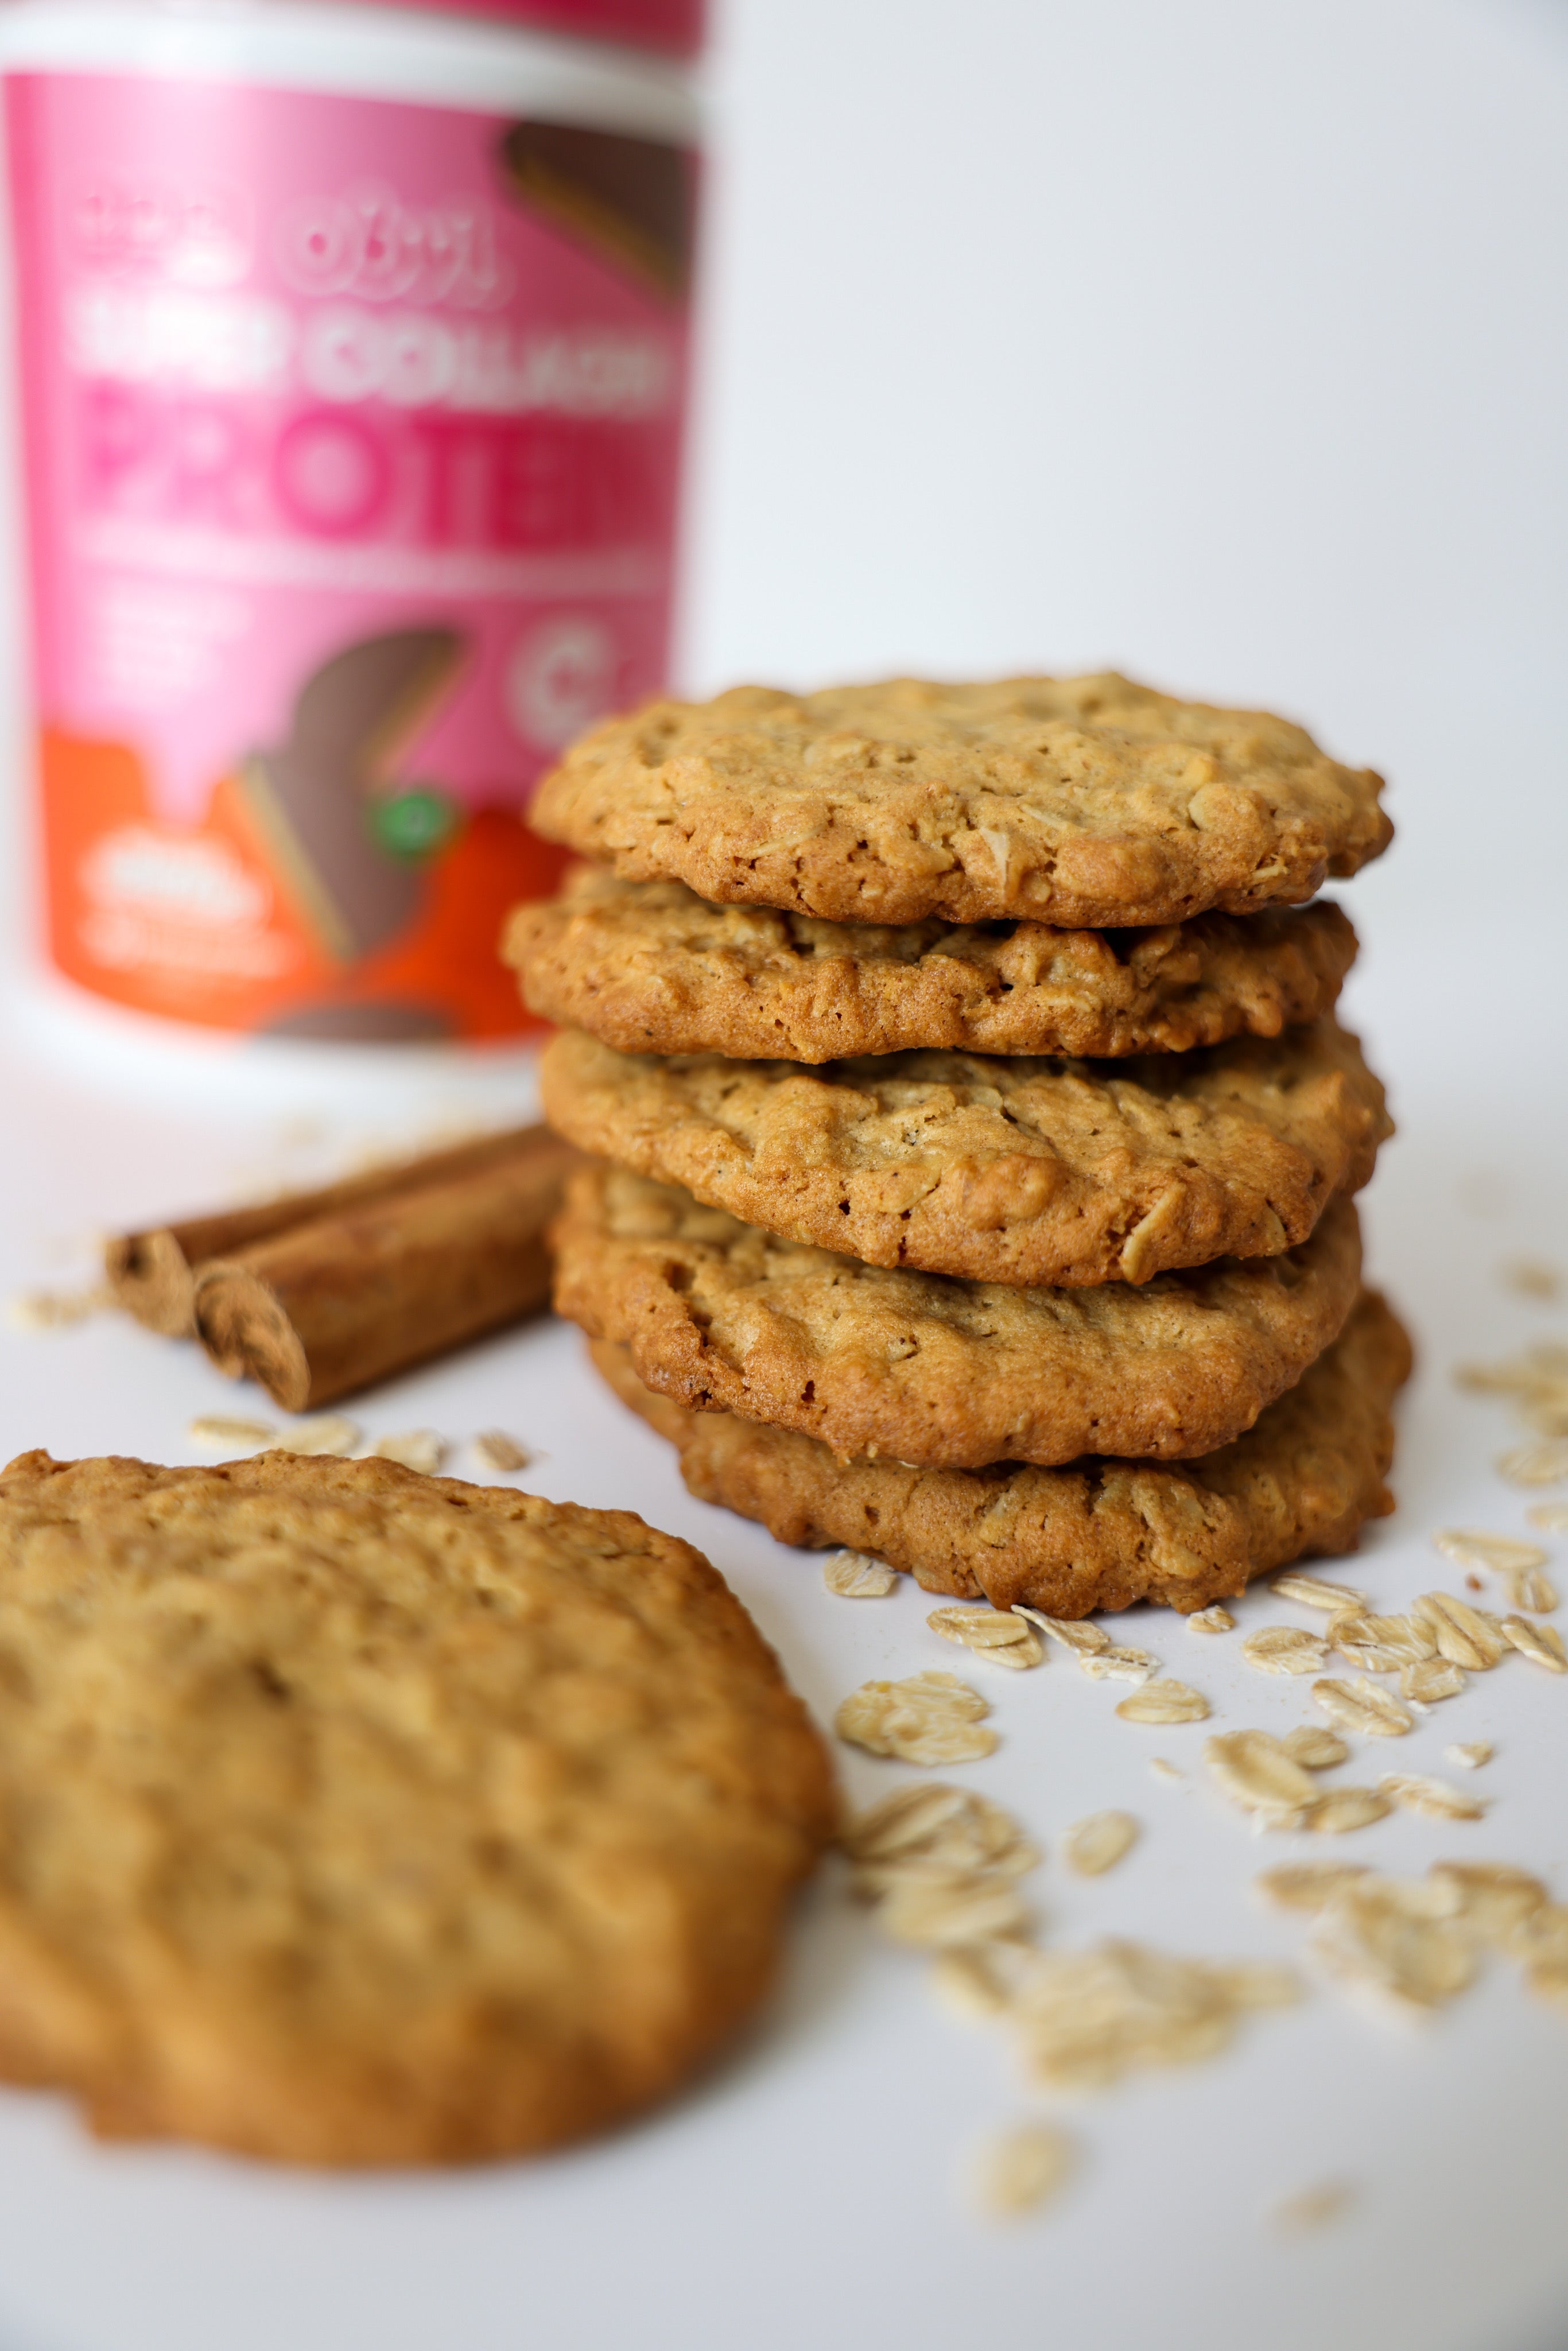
5, 71, 693, 1037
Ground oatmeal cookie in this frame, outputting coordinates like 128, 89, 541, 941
504, 871, 1357, 1062
553, 1163, 1364, 1468
540, 1019, 1391, 1287
592, 1289, 1412, 1617
530, 675, 1391, 928
0, 1452, 835, 2165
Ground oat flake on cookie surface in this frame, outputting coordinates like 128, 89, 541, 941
541, 1018, 1390, 1290
505, 869, 1359, 1064
529, 675, 1391, 929
0, 1450, 835, 2166
550, 1163, 1364, 1469
588, 1290, 1412, 1619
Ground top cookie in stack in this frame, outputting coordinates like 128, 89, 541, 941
508, 673, 1409, 1619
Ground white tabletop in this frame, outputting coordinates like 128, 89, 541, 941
0, 885, 1563, 2351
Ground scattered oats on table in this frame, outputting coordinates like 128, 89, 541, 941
1447, 1742, 1494, 1770
1241, 1625, 1329, 1676
1433, 1528, 1549, 1576
1497, 1439, 1568, 1488
6, 1285, 108, 1332
187, 1414, 275, 1454
1149, 1758, 1185, 1785
1012, 1608, 1109, 1656
1503, 1565, 1559, 1614
1501, 1615, 1568, 1672
930, 1947, 1015, 2020
1078, 1645, 1158, 1684
1309, 1875, 1478, 2011
1305, 1787, 1393, 1834
272, 1414, 358, 1458
1528, 1502, 1568, 1534
472, 1429, 531, 1475
1271, 2179, 1356, 2235
1412, 1592, 1508, 1671
1380, 1773, 1487, 1822
822, 1550, 898, 1597
1312, 1676, 1414, 1738
1400, 1657, 1466, 1704
969, 2123, 1076, 2219
1499, 1258, 1563, 1301
1255, 1861, 1372, 1914
370, 1430, 445, 1475
926, 1606, 1043, 1668
1331, 1610, 1434, 1673
1115, 1680, 1209, 1725
1281, 1725, 1350, 1771
835, 1672, 997, 1766
1203, 1731, 1318, 1824
1186, 1604, 1235, 1634
1063, 1811, 1139, 1877
1271, 1572, 1371, 1613
1434, 1860, 1549, 1943
1007, 1938, 1301, 2093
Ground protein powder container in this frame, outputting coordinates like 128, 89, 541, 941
0, 0, 700, 1043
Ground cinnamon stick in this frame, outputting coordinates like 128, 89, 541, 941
192, 1126, 580, 1412
106, 1126, 561, 1338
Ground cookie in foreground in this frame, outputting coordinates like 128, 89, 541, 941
506, 873, 1357, 1062
553, 1163, 1364, 1468
591, 1290, 1412, 1618
541, 1018, 1391, 1288
0, 1452, 836, 2165
529, 675, 1391, 929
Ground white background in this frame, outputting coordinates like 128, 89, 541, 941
1, 2, 1567, 2348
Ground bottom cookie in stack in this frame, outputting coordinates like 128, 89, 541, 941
583, 1293, 1412, 1622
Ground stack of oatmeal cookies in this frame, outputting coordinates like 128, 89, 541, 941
506, 673, 1411, 1620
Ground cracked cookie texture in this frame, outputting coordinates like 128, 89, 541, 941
505, 871, 1358, 1062
552, 1163, 1364, 1469
529, 675, 1391, 929
0, 1451, 835, 2166
540, 1018, 1391, 1289
592, 1289, 1412, 1618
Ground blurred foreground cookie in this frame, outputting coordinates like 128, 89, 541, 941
592, 1291, 1412, 1618
0, 1453, 835, 2166
553, 1163, 1364, 1468
541, 1019, 1390, 1287
506, 873, 1358, 1063
529, 676, 1391, 929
